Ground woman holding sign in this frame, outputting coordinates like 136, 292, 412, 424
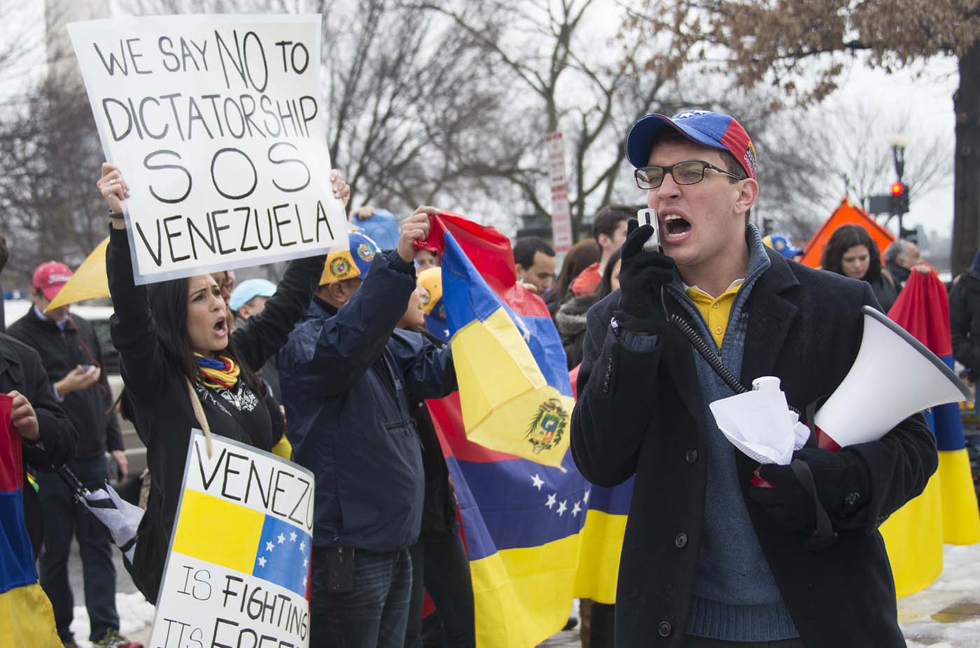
97, 162, 350, 604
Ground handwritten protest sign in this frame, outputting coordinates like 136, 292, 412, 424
149, 431, 315, 648
67, 15, 347, 284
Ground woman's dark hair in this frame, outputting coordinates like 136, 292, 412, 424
548, 239, 601, 305
146, 276, 263, 395
820, 224, 882, 282
596, 248, 623, 299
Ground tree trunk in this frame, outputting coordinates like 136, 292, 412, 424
951, 41, 980, 277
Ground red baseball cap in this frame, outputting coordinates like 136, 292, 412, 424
31, 261, 73, 301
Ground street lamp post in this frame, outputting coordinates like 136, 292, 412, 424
888, 134, 909, 238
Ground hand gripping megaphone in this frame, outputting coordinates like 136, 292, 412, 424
812, 306, 974, 451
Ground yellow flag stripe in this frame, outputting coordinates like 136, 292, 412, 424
937, 449, 980, 545
881, 474, 944, 598
172, 489, 264, 573
452, 308, 572, 467
0, 583, 62, 648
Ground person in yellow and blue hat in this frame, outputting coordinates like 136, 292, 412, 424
417, 267, 449, 342
319, 229, 384, 287
278, 209, 459, 648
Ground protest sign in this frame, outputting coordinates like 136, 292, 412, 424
149, 431, 315, 648
67, 15, 347, 284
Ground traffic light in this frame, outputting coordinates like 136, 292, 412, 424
890, 181, 909, 214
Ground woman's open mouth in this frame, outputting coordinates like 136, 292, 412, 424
213, 317, 228, 337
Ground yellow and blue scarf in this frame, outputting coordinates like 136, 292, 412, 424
194, 353, 241, 390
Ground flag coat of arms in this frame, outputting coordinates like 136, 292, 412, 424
440, 228, 574, 467
418, 213, 633, 645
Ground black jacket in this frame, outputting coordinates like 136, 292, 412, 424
556, 292, 600, 370
950, 269, 980, 377
0, 333, 77, 554
571, 249, 937, 648
8, 308, 122, 459
867, 273, 899, 314
106, 226, 323, 603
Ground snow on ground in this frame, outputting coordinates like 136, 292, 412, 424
70, 546, 980, 647
901, 544, 980, 648
69, 592, 155, 648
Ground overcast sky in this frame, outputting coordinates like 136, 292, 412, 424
823, 58, 959, 239
6, 1, 963, 243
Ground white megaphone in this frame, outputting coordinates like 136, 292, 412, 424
812, 306, 974, 451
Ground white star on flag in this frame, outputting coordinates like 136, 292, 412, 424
303, 557, 308, 568
572, 502, 582, 517
531, 474, 544, 491
546, 493, 557, 509
265, 541, 275, 552
290, 531, 298, 542
557, 500, 567, 516
277, 533, 285, 544
302, 575, 307, 587
258, 556, 266, 567
299, 540, 306, 551
583, 489, 590, 504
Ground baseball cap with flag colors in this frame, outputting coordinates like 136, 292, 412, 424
32, 261, 73, 300
626, 110, 757, 180
320, 230, 382, 285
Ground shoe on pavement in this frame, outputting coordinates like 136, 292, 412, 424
94, 629, 143, 648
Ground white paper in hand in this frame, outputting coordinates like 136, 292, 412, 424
709, 377, 810, 465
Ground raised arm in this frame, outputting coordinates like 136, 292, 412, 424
279, 210, 434, 397
99, 164, 168, 403
232, 170, 351, 370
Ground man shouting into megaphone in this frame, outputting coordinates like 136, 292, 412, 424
570, 110, 936, 648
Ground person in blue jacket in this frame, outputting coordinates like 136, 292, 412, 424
278, 208, 458, 648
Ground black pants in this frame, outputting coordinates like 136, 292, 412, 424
405, 525, 476, 648
37, 454, 119, 643
683, 637, 806, 647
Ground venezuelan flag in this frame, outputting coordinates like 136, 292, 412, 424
440, 228, 574, 467
172, 488, 312, 596
420, 214, 631, 645
880, 270, 980, 597
0, 394, 61, 648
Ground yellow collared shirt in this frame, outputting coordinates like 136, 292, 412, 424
685, 279, 744, 349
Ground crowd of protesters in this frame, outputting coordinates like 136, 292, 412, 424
1, 108, 975, 648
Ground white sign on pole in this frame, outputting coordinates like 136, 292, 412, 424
545, 132, 573, 253
67, 15, 347, 284
149, 431, 315, 648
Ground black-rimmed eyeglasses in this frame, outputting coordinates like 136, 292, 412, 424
634, 160, 744, 190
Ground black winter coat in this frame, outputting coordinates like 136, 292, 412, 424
950, 269, 980, 378
8, 308, 122, 459
106, 226, 323, 603
556, 292, 600, 370
0, 333, 77, 554
571, 249, 937, 648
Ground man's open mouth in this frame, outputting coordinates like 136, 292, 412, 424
662, 214, 692, 239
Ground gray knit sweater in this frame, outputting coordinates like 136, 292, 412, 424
668, 226, 800, 641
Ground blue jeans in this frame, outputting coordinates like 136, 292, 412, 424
36, 454, 119, 643
405, 525, 475, 648
311, 547, 413, 648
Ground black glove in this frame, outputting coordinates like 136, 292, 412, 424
750, 448, 871, 547
616, 219, 676, 332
